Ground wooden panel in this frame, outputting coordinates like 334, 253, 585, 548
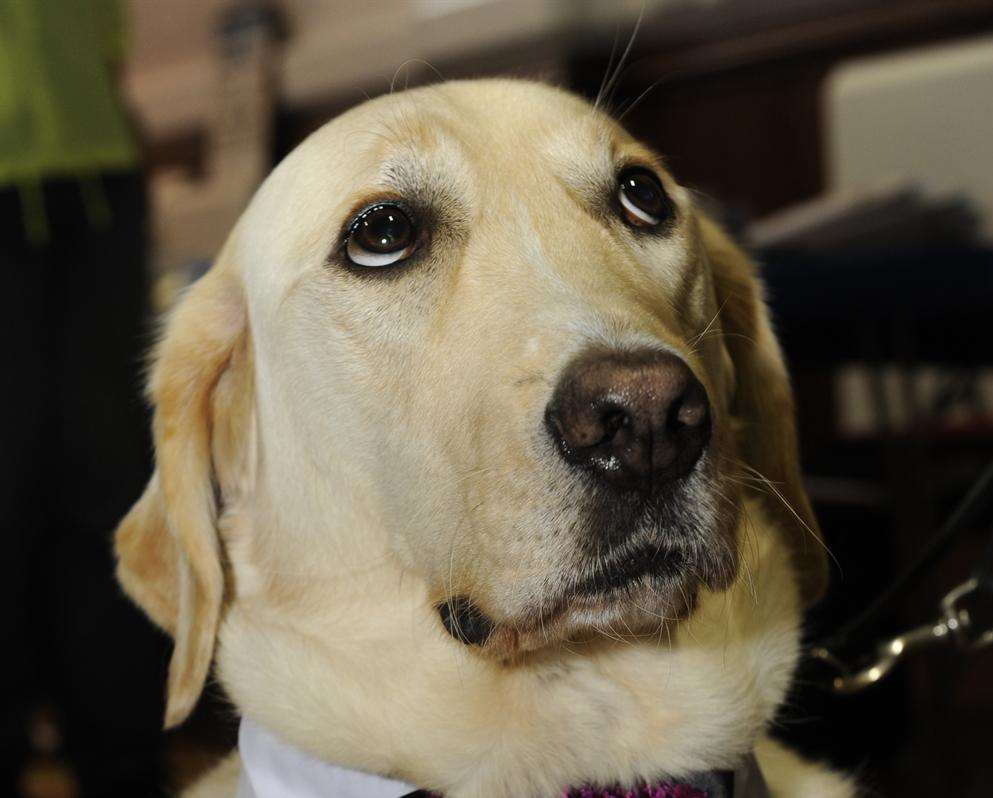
569, 0, 993, 215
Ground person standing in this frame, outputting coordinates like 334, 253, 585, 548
1, 1, 169, 795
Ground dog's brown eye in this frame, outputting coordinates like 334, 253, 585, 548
346, 204, 417, 267
617, 169, 672, 229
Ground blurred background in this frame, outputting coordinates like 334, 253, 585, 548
3, 0, 993, 796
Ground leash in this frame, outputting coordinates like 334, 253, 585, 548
810, 459, 993, 693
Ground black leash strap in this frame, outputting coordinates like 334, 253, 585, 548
811, 458, 993, 693
975, 513, 993, 594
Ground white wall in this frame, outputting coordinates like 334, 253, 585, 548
827, 34, 993, 241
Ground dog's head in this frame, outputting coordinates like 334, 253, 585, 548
115, 80, 826, 728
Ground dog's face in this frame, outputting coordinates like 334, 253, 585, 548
264, 82, 740, 655
115, 80, 826, 727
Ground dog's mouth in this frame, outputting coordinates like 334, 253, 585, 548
436, 541, 723, 655
437, 571, 699, 655
567, 543, 688, 597
436, 475, 741, 655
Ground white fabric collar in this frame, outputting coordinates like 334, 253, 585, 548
236, 716, 420, 798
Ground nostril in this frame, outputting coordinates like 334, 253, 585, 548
598, 406, 627, 444
675, 402, 706, 428
671, 383, 709, 430
549, 402, 629, 452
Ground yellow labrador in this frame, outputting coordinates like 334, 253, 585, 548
115, 79, 854, 797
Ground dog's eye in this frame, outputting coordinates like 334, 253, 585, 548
617, 169, 672, 229
345, 204, 417, 267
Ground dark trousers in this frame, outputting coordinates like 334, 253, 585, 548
1, 173, 169, 797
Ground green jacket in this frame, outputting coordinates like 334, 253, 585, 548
0, 0, 137, 186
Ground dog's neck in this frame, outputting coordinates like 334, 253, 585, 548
236, 714, 772, 798
218, 499, 798, 798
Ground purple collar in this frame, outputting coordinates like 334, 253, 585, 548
404, 769, 738, 798
404, 786, 714, 798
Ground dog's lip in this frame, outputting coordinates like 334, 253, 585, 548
436, 552, 690, 650
566, 544, 687, 597
475, 567, 699, 658
513, 548, 695, 633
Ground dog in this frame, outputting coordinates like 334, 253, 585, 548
115, 79, 854, 797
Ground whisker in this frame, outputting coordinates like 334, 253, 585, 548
615, 69, 682, 122
734, 462, 843, 574
710, 482, 758, 606
688, 296, 730, 350
594, 2, 646, 113
594, 19, 622, 110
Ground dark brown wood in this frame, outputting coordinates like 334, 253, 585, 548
570, 0, 993, 216
600, 0, 993, 84
618, 61, 827, 216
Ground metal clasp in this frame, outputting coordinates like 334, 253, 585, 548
941, 577, 993, 651
811, 576, 993, 694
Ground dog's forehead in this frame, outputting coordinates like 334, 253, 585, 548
237, 80, 675, 304
326, 79, 628, 164
264, 79, 654, 208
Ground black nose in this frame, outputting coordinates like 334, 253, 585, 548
545, 348, 711, 492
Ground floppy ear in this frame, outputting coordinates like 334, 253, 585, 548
115, 256, 253, 728
699, 215, 828, 607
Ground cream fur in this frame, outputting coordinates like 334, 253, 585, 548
220, 500, 796, 796
113, 80, 851, 797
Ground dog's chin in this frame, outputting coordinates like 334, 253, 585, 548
488, 574, 702, 659
442, 549, 737, 660
437, 480, 742, 657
